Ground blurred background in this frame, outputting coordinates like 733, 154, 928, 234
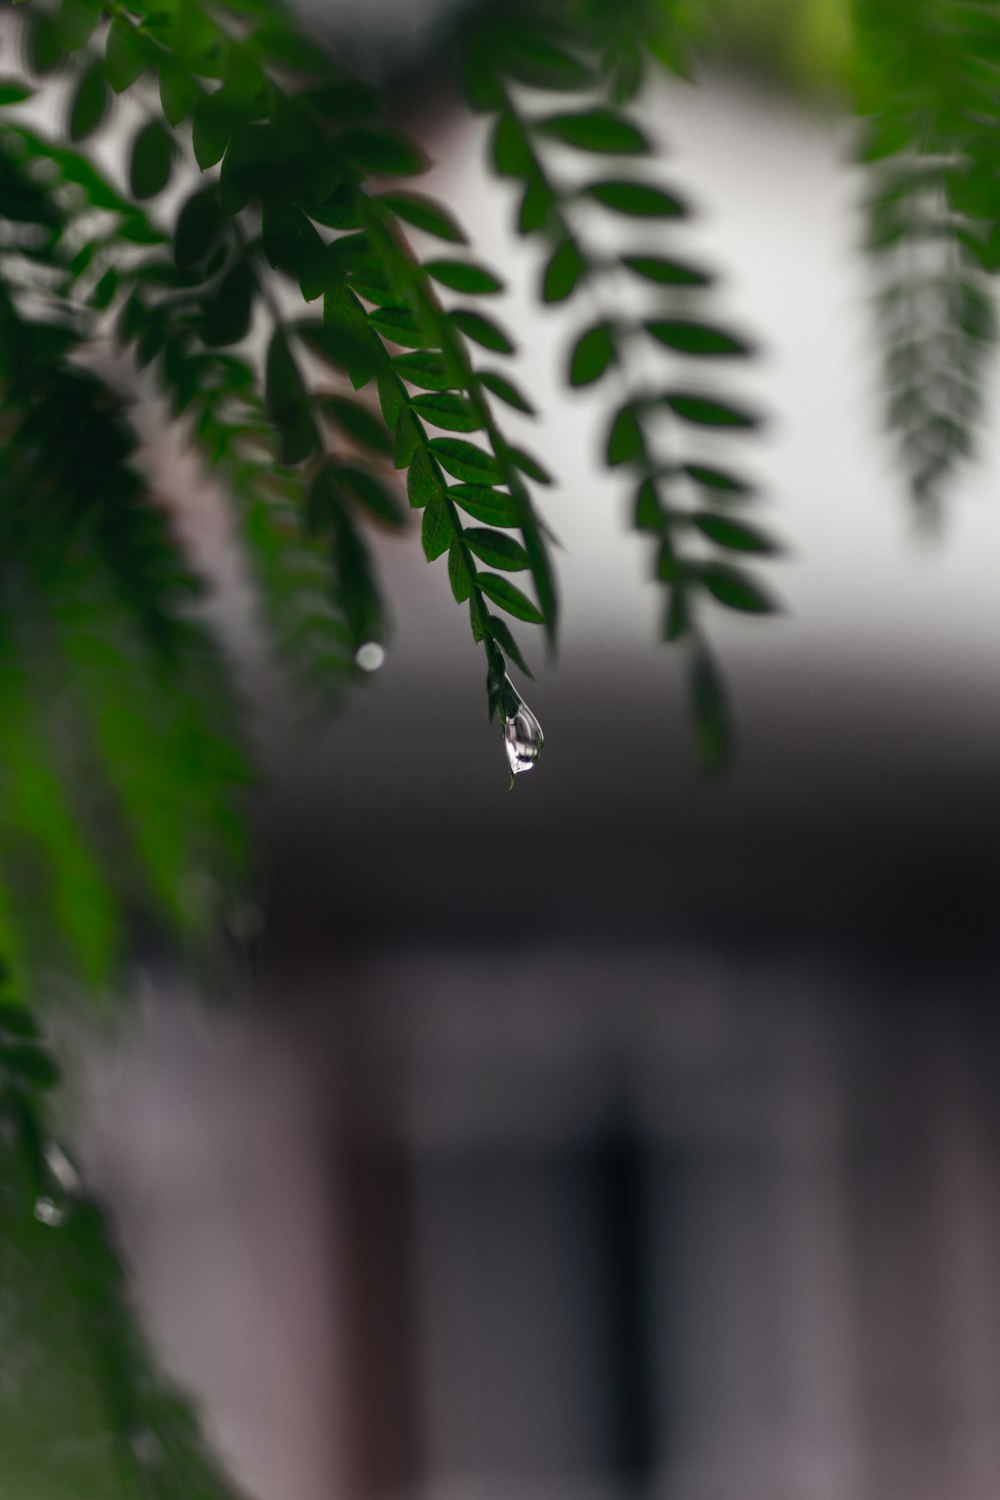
75, 4, 1000, 1499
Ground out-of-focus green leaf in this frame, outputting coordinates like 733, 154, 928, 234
380, 193, 467, 242
536, 108, 649, 155
478, 368, 537, 415
663, 391, 761, 428
425, 259, 504, 294
266, 329, 317, 463
450, 308, 516, 352
105, 17, 145, 93
68, 62, 108, 142
583, 180, 686, 217
543, 238, 586, 302
693, 513, 778, 553
569, 321, 616, 385
646, 319, 752, 356
699, 561, 778, 613
129, 121, 174, 200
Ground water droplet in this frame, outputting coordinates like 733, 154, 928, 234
129, 1427, 165, 1466
503, 702, 544, 778
34, 1196, 65, 1227
355, 641, 385, 673
44, 1142, 81, 1197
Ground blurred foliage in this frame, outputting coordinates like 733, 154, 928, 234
676, 0, 854, 99
0, 0, 998, 1493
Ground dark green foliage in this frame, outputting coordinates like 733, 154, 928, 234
129, 119, 174, 199
3, 0, 997, 1489
570, 321, 617, 384
0, 1014, 250, 1499
458, 0, 775, 769
853, 0, 1000, 511
68, 59, 107, 140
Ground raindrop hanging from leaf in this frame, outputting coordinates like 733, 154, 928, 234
504, 699, 544, 780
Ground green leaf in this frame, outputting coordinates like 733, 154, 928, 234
499, 31, 595, 91
299, 317, 380, 389
334, 508, 382, 647
464, 527, 529, 570
693, 513, 778, 553
519, 175, 555, 234
606, 402, 643, 466
645, 319, 752, 357
339, 126, 426, 177
622, 253, 712, 286
202, 262, 256, 346
261, 202, 327, 299
321, 396, 393, 457
2, 1044, 60, 1090
689, 645, 734, 773
393, 406, 421, 467
543, 239, 586, 303
393, 350, 461, 390
421, 496, 452, 560
191, 91, 232, 169
510, 446, 552, 485
583, 180, 686, 217
105, 17, 145, 93
174, 187, 223, 268
492, 112, 534, 176
664, 585, 689, 642
368, 305, 435, 349
463, 36, 504, 110
536, 108, 649, 155
129, 121, 174, 200
487, 614, 533, 677
663, 391, 761, 428
429, 438, 502, 484
478, 368, 536, 415
410, 392, 481, 431
448, 484, 520, 525
266, 329, 317, 464
159, 59, 199, 126
57, 0, 101, 51
311, 185, 365, 230
634, 477, 663, 531
407, 447, 445, 508
683, 462, 754, 495
27, 13, 65, 75
699, 562, 778, 614
68, 62, 108, 142
377, 371, 403, 429
0, 79, 34, 105
302, 79, 380, 122
448, 539, 473, 601
379, 192, 467, 243
569, 322, 616, 386
477, 572, 545, 624
0, 1003, 40, 1040
425, 259, 504, 294
329, 461, 407, 527
320, 287, 384, 385
90, 267, 119, 310
450, 308, 516, 353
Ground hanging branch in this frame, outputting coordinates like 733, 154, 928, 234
854, 0, 1000, 516
458, 0, 778, 769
